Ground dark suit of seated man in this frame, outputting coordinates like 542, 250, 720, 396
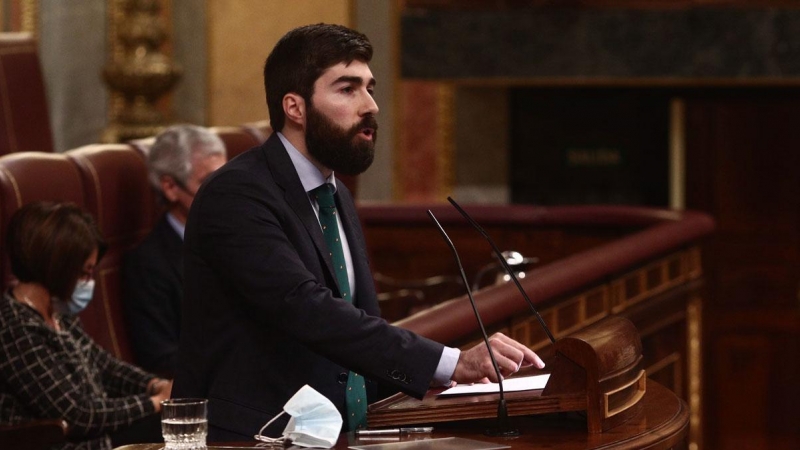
172, 24, 544, 441
123, 125, 226, 377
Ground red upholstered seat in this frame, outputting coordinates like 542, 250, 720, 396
0, 419, 67, 450
241, 119, 273, 142
0, 33, 54, 155
127, 136, 156, 159
66, 144, 156, 362
0, 152, 85, 287
209, 126, 262, 159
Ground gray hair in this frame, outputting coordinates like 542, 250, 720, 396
147, 124, 226, 191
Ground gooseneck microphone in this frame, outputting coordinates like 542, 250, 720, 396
447, 197, 556, 344
427, 210, 520, 437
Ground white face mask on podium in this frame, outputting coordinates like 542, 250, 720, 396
254, 384, 343, 448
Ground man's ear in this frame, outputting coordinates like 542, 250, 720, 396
159, 175, 180, 203
283, 93, 306, 127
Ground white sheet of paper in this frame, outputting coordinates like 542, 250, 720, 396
437, 374, 551, 396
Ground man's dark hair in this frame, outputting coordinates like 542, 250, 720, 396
7, 201, 106, 299
264, 23, 373, 132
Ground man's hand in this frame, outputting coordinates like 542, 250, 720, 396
452, 333, 544, 384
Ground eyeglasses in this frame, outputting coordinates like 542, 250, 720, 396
173, 178, 198, 197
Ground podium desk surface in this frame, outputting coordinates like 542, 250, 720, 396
115, 381, 687, 450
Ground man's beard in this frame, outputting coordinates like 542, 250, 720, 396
305, 106, 377, 176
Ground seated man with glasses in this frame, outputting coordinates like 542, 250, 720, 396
123, 125, 227, 378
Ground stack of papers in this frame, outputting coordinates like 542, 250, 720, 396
437, 374, 550, 396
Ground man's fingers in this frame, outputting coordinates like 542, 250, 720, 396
487, 336, 526, 374
489, 332, 546, 369
454, 334, 546, 384
528, 351, 545, 369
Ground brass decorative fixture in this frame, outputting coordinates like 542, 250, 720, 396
102, 0, 181, 143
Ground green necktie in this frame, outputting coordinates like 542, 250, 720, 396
311, 183, 368, 431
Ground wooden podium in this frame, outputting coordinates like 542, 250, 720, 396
113, 317, 689, 450
368, 316, 648, 434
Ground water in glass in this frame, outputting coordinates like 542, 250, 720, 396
161, 398, 208, 450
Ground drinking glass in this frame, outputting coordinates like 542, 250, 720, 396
161, 398, 208, 450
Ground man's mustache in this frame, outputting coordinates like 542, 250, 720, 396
355, 115, 378, 132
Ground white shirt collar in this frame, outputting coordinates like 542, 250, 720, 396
166, 212, 185, 241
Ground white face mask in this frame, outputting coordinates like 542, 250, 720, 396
254, 384, 343, 448
56, 279, 95, 315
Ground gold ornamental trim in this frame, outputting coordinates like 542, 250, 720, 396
687, 295, 702, 450
106, 0, 126, 124
507, 247, 703, 351
102, 0, 180, 142
20, 0, 37, 36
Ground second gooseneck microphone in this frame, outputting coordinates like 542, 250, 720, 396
447, 197, 556, 344
427, 210, 520, 437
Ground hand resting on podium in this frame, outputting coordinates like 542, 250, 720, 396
451, 332, 545, 385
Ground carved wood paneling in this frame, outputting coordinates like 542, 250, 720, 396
458, 246, 703, 448
686, 90, 800, 449
505, 248, 700, 349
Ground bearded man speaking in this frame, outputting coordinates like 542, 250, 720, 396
172, 23, 543, 441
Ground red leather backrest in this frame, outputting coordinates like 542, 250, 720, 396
66, 144, 156, 361
241, 119, 273, 142
0, 152, 84, 288
0, 33, 54, 155
209, 126, 261, 160
127, 136, 156, 160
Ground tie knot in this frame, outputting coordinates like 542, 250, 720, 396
312, 183, 336, 209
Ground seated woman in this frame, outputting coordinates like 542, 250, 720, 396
0, 202, 172, 450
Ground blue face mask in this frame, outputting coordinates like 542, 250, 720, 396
59, 279, 95, 315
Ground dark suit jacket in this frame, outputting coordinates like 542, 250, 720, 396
122, 214, 183, 377
173, 135, 443, 440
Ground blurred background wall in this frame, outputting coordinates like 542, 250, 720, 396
0, 0, 397, 200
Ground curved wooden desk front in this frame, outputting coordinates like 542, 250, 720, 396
114, 382, 687, 450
